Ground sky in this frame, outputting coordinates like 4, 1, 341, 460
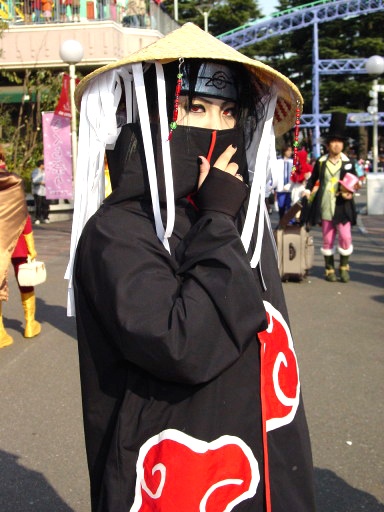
258, 0, 278, 17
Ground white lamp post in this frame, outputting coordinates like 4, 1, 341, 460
365, 55, 384, 173
196, 3, 214, 32
59, 39, 84, 180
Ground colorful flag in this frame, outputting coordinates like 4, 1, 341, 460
54, 73, 72, 118
42, 111, 73, 200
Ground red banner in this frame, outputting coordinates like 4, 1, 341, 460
54, 73, 71, 118
54, 73, 80, 118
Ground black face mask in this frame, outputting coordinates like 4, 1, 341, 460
169, 125, 248, 200
106, 123, 248, 204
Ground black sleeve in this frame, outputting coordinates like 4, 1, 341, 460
75, 207, 267, 385
193, 167, 249, 218
305, 159, 320, 191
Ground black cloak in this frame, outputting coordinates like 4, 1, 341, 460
74, 124, 316, 512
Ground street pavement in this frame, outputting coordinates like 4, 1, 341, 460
0, 184, 383, 511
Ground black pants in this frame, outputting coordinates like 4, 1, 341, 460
33, 194, 50, 221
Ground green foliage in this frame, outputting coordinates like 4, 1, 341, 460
162, 0, 260, 36
246, 2, 384, 153
0, 69, 62, 186
249, 4, 384, 114
208, 0, 260, 36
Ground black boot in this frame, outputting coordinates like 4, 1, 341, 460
339, 255, 350, 283
324, 256, 337, 282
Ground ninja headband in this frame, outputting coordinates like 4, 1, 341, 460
181, 62, 239, 102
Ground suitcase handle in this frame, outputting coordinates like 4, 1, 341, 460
278, 200, 303, 229
289, 243, 296, 260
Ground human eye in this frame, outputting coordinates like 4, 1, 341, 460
223, 104, 237, 117
189, 103, 205, 113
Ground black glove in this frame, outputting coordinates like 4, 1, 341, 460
194, 168, 249, 219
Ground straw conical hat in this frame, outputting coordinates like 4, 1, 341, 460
75, 22, 303, 135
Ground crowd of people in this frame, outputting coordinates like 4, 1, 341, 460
20, 0, 153, 24
266, 143, 313, 220
264, 111, 363, 283
19, 0, 97, 23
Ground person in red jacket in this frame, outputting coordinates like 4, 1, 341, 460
0, 155, 41, 348
290, 147, 313, 205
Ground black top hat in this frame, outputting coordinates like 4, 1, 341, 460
326, 112, 347, 142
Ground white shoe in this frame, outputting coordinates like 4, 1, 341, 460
43, 219, 50, 224
34, 219, 40, 225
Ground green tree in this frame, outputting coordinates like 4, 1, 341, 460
246, 1, 384, 154
208, 0, 261, 36
0, 68, 62, 184
162, 0, 261, 36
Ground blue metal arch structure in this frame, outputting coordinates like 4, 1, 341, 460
219, 0, 383, 48
318, 58, 368, 74
219, 0, 384, 155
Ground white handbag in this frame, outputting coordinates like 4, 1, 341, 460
18, 259, 47, 287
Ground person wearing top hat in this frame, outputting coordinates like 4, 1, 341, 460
66, 23, 316, 511
304, 112, 358, 282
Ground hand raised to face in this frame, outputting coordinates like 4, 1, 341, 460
197, 144, 241, 189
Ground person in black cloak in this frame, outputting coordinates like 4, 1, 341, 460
304, 112, 358, 283
65, 23, 316, 512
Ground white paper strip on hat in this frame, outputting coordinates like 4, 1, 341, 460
132, 63, 170, 253
155, 62, 175, 243
65, 62, 177, 316
241, 93, 277, 268
65, 69, 123, 316
132, 62, 176, 249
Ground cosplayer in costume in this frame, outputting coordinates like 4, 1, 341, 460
305, 112, 358, 283
0, 168, 41, 348
271, 146, 312, 222
66, 23, 316, 511
290, 147, 313, 205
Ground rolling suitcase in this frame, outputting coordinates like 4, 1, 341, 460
274, 201, 314, 281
